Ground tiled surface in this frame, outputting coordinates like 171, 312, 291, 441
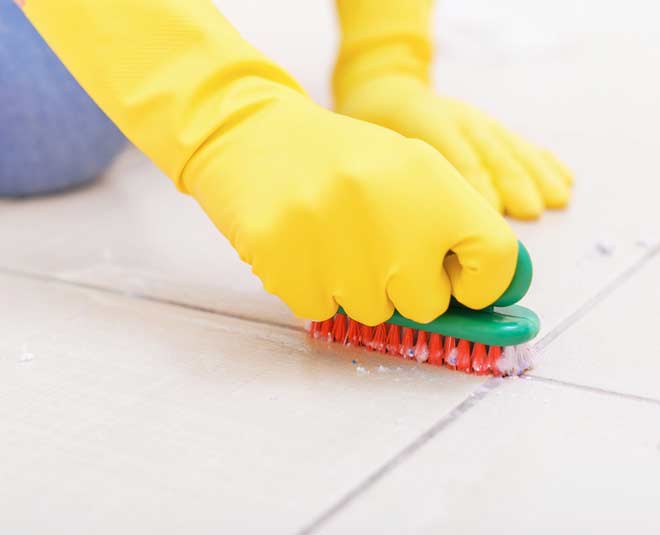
3, 0, 660, 533
531, 251, 660, 401
314, 378, 660, 535
0, 274, 483, 534
0, 150, 295, 327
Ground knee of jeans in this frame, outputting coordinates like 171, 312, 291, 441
0, 115, 126, 197
0, 1, 126, 197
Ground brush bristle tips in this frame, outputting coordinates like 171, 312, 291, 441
414, 330, 429, 363
313, 313, 535, 377
372, 324, 387, 353
456, 339, 471, 372
401, 328, 415, 358
471, 343, 489, 374
494, 344, 535, 376
386, 324, 401, 355
428, 333, 443, 366
331, 314, 347, 344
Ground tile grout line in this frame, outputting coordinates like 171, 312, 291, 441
296, 378, 502, 535
297, 241, 660, 532
299, 372, 659, 534
534, 241, 660, 352
2, 242, 659, 533
0, 266, 301, 334
2, 241, 658, 344
523, 375, 660, 407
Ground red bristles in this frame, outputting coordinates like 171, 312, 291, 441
319, 318, 334, 341
386, 324, 401, 355
360, 324, 374, 349
401, 328, 415, 359
488, 345, 503, 377
428, 333, 443, 366
372, 324, 387, 353
309, 321, 322, 339
414, 330, 429, 362
455, 339, 472, 373
444, 336, 457, 369
471, 343, 489, 375
331, 313, 347, 343
307, 313, 516, 377
346, 319, 361, 346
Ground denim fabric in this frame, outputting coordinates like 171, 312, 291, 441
0, 2, 126, 197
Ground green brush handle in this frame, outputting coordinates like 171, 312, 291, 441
385, 305, 539, 347
493, 241, 533, 307
336, 241, 538, 346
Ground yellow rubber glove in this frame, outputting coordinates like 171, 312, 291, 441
334, 0, 573, 220
25, 0, 518, 325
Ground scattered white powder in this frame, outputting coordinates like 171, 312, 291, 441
18, 351, 35, 363
595, 240, 615, 256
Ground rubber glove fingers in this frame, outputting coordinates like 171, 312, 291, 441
336, 75, 573, 220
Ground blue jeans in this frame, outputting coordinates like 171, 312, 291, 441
0, 2, 126, 197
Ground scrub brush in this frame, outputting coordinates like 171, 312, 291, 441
308, 242, 540, 376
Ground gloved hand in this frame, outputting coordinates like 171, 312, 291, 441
334, 0, 573, 220
25, 0, 518, 325
184, 80, 519, 324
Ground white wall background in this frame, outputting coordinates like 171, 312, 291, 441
215, 0, 660, 106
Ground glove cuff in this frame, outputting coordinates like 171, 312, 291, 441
333, 0, 435, 107
24, 0, 307, 192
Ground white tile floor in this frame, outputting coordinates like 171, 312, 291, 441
2, 1, 660, 533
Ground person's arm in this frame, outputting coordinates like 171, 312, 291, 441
21, 0, 304, 192
333, 0, 433, 106
20, 0, 518, 326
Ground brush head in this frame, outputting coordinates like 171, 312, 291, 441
307, 241, 540, 376
308, 305, 539, 377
